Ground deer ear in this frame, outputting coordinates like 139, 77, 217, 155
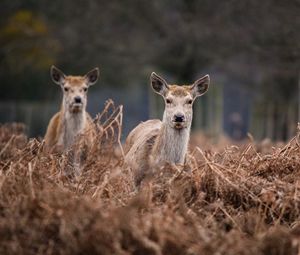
150, 72, 169, 96
85, 67, 99, 86
191, 74, 210, 98
50, 65, 66, 85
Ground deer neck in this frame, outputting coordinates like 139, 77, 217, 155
153, 118, 191, 165
61, 105, 86, 148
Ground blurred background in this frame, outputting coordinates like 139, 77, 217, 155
0, 0, 299, 141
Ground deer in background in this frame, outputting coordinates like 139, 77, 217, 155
44, 66, 99, 152
125, 72, 210, 185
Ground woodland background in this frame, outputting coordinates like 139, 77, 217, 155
0, 0, 299, 141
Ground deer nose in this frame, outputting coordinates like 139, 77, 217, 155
174, 114, 185, 123
74, 96, 82, 103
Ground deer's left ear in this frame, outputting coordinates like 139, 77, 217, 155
191, 74, 210, 98
85, 67, 99, 86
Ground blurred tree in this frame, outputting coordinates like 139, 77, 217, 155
0, 9, 60, 99
1, 10, 58, 71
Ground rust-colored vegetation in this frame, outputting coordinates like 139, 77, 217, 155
1, 101, 300, 255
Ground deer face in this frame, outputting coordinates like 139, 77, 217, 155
51, 66, 99, 114
150, 72, 210, 130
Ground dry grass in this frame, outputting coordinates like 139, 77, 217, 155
1, 102, 300, 255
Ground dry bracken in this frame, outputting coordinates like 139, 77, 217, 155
1, 105, 300, 255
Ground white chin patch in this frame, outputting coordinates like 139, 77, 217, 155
174, 123, 184, 129
70, 104, 83, 112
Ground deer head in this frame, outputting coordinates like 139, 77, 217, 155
150, 72, 210, 130
50, 66, 99, 114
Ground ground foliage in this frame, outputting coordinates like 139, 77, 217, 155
1, 104, 300, 254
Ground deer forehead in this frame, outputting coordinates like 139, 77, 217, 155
64, 76, 87, 88
167, 85, 192, 98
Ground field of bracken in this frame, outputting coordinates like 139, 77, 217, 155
1, 102, 300, 255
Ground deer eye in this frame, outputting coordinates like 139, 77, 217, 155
186, 99, 193, 105
64, 87, 69, 92
83, 87, 88, 92
166, 99, 172, 104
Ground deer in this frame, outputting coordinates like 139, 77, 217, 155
44, 66, 99, 152
124, 72, 210, 186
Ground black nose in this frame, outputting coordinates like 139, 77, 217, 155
174, 114, 185, 123
74, 96, 82, 103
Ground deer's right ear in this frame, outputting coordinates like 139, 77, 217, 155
150, 72, 169, 96
50, 66, 66, 85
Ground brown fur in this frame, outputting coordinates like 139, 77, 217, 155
125, 72, 210, 185
64, 76, 86, 86
124, 119, 161, 184
44, 111, 94, 152
168, 85, 190, 97
44, 66, 99, 152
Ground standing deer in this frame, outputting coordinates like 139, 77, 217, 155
125, 72, 210, 185
44, 66, 99, 152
